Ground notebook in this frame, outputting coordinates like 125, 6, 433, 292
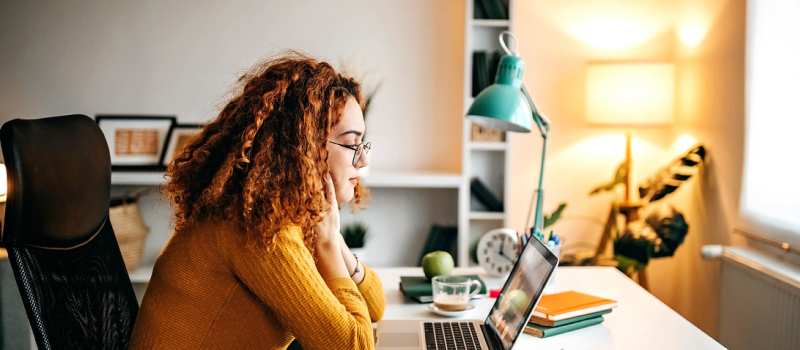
399, 275, 486, 303
523, 316, 605, 338
531, 291, 617, 321
529, 309, 612, 327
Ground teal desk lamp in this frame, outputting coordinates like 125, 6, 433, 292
466, 31, 551, 241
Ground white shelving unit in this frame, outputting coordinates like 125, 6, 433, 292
117, 2, 515, 275
468, 211, 507, 220
472, 19, 510, 28
111, 171, 461, 188
469, 142, 508, 151
111, 172, 167, 186
458, 0, 514, 267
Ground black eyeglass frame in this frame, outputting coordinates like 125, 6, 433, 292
329, 141, 371, 166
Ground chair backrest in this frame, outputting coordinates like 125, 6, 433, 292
0, 115, 138, 350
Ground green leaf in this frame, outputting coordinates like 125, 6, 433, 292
589, 162, 627, 196
638, 145, 706, 202
544, 203, 567, 229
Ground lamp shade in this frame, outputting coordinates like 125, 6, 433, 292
586, 63, 675, 126
467, 55, 532, 133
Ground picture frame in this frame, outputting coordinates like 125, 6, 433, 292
95, 115, 176, 171
162, 124, 205, 167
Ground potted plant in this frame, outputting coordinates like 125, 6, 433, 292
342, 222, 370, 261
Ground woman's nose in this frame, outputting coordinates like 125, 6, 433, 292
357, 150, 370, 168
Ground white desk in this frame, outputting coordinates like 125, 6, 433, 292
372, 266, 725, 350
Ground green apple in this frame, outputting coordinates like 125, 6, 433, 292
422, 251, 454, 280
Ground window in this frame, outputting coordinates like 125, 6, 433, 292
743, 0, 800, 239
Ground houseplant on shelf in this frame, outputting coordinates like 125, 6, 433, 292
342, 222, 370, 261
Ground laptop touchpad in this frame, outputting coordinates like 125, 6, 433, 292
379, 332, 419, 347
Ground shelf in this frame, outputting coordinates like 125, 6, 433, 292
469, 142, 508, 151
469, 211, 506, 220
128, 264, 154, 283
111, 171, 462, 188
112, 172, 166, 185
472, 19, 510, 27
362, 171, 462, 188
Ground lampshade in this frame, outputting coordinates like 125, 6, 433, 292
586, 63, 675, 126
466, 55, 534, 133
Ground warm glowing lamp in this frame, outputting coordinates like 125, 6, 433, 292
586, 63, 675, 204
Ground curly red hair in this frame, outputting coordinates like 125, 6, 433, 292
164, 52, 370, 257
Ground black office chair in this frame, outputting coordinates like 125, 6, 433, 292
0, 115, 138, 349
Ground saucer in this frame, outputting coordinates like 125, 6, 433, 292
428, 303, 476, 317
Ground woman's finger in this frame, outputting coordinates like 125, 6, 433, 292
326, 173, 338, 206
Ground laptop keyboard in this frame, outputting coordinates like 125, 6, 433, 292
423, 322, 483, 350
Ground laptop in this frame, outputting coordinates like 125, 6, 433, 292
376, 236, 558, 350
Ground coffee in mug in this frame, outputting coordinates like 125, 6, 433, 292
432, 276, 483, 311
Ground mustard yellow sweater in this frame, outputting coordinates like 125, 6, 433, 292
129, 220, 385, 349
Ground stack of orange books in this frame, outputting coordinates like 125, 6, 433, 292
524, 291, 617, 338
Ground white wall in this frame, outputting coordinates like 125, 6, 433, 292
0, 0, 466, 267
0, 0, 464, 173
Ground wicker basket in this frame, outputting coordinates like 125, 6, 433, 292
471, 124, 505, 142
109, 191, 150, 271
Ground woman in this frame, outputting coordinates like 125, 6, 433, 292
129, 53, 385, 349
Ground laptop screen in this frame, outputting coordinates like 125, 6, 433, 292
484, 237, 558, 349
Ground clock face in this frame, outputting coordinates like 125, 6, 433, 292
477, 229, 519, 277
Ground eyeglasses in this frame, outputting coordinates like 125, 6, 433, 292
329, 141, 371, 166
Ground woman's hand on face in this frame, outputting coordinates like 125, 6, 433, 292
316, 174, 341, 250
314, 174, 349, 280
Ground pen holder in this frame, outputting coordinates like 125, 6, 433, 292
543, 241, 561, 294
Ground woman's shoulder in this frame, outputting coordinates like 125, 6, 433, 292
207, 220, 306, 251
278, 223, 304, 240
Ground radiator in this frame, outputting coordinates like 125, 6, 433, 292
718, 247, 800, 350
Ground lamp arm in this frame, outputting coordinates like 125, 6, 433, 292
521, 84, 550, 138
519, 84, 550, 239
531, 136, 548, 238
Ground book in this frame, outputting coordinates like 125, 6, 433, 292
470, 178, 503, 211
491, 0, 508, 20
479, 0, 499, 19
529, 309, 612, 327
472, 51, 486, 97
417, 226, 442, 266
417, 225, 458, 266
399, 275, 487, 302
523, 316, 605, 338
531, 291, 617, 321
476, 51, 489, 96
408, 294, 484, 304
473, 0, 487, 19
488, 51, 502, 85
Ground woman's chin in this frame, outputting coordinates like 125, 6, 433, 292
336, 191, 355, 205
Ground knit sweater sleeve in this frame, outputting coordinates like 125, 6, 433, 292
357, 263, 386, 322
217, 225, 374, 350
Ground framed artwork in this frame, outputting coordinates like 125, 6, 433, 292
95, 115, 176, 171
162, 124, 204, 167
